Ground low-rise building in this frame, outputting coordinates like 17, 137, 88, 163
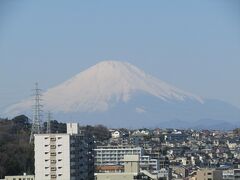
95, 155, 140, 180
193, 168, 223, 180
95, 146, 159, 173
111, 131, 122, 139
4, 174, 34, 180
95, 155, 161, 180
223, 169, 240, 180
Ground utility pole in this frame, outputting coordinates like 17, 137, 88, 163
30, 82, 43, 143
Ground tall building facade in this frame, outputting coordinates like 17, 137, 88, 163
34, 123, 94, 180
95, 146, 159, 173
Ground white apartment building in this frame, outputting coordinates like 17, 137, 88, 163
141, 156, 159, 173
95, 146, 159, 173
223, 169, 240, 180
34, 123, 94, 180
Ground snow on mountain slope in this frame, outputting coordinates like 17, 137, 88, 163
4, 61, 204, 115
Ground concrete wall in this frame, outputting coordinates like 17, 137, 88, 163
124, 155, 139, 173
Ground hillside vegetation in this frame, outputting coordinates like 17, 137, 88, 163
0, 115, 67, 178
0, 115, 33, 178
0, 115, 110, 178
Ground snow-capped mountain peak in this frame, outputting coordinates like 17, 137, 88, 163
4, 60, 204, 116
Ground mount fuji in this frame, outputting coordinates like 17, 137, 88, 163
3, 61, 240, 129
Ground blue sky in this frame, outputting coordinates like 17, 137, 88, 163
0, 0, 240, 111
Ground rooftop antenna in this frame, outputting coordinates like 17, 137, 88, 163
30, 82, 43, 143
46, 111, 52, 134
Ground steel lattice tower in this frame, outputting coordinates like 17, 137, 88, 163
46, 111, 52, 134
30, 82, 43, 143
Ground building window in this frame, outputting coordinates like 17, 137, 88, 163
51, 167, 56, 171
51, 175, 57, 178
51, 152, 56, 156
51, 160, 56, 164
50, 137, 56, 141
50, 145, 56, 149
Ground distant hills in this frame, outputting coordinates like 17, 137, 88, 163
3, 61, 240, 129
